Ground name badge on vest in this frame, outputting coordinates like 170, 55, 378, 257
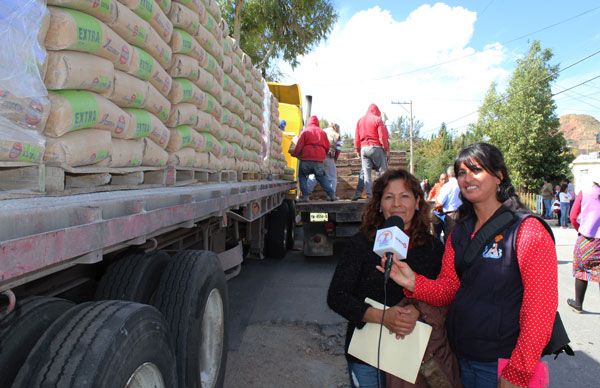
482, 235, 504, 260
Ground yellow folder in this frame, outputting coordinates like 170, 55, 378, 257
348, 298, 432, 384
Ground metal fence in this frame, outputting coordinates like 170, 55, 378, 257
518, 192, 543, 215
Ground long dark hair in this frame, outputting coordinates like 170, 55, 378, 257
361, 169, 432, 247
454, 142, 529, 219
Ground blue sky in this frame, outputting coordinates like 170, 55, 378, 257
280, 1, 600, 137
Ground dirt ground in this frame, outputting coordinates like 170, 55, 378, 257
224, 321, 350, 388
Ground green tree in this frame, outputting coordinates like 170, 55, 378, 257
414, 123, 457, 181
218, 0, 338, 78
475, 41, 573, 190
340, 133, 354, 150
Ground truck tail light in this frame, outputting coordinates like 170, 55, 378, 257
324, 222, 335, 233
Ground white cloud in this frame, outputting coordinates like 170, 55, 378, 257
279, 3, 510, 138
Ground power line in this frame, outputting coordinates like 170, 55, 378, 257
552, 74, 600, 96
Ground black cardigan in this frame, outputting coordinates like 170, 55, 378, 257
327, 231, 443, 363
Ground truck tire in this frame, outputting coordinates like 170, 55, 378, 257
94, 251, 171, 303
284, 199, 296, 250
0, 296, 74, 388
153, 250, 228, 388
11, 300, 177, 388
266, 202, 289, 259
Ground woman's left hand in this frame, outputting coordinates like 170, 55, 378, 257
392, 304, 420, 339
498, 376, 524, 388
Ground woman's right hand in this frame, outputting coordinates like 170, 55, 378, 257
377, 254, 416, 292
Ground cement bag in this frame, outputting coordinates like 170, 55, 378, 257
200, 93, 222, 121
129, 47, 172, 96
168, 54, 199, 80
167, 147, 195, 167
109, 138, 143, 167
108, 2, 173, 70
195, 22, 222, 60
44, 51, 114, 93
194, 151, 209, 169
198, 132, 220, 156
45, 7, 133, 72
102, 70, 148, 108
168, 78, 206, 106
125, 108, 171, 147
222, 55, 232, 74
201, 10, 219, 40
44, 128, 111, 166
166, 125, 204, 152
220, 139, 234, 158
0, 89, 50, 132
194, 110, 212, 132
232, 142, 243, 160
204, 0, 221, 21
195, 68, 222, 101
175, 0, 203, 15
118, 0, 173, 43
208, 152, 223, 171
168, 2, 199, 36
167, 103, 198, 127
46, 90, 131, 137
143, 83, 171, 122
142, 137, 168, 166
0, 117, 45, 163
221, 108, 233, 127
0, 0, 48, 98
201, 52, 223, 83
219, 18, 229, 39
47, 0, 119, 24
171, 29, 207, 65
156, 0, 172, 13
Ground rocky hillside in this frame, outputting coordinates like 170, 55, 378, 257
559, 114, 600, 153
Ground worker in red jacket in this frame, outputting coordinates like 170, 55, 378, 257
291, 116, 336, 202
354, 104, 390, 199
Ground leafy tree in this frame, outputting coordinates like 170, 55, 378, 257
218, 0, 338, 78
414, 123, 457, 181
340, 133, 354, 150
475, 41, 573, 190
388, 115, 423, 151
319, 118, 329, 128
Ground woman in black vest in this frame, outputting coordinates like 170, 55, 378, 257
378, 143, 557, 388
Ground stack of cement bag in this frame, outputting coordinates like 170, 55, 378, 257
0, 1, 50, 165
42, 0, 173, 168
241, 52, 265, 174
266, 94, 286, 176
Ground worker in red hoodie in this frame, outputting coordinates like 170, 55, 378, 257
291, 115, 336, 202
354, 103, 390, 199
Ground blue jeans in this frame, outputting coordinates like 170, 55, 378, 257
348, 361, 385, 388
560, 202, 570, 227
354, 169, 365, 197
459, 359, 498, 388
543, 199, 553, 218
298, 160, 334, 198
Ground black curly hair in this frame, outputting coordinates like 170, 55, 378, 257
453, 142, 530, 218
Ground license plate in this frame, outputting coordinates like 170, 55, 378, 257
310, 212, 328, 222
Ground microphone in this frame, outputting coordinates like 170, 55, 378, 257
372, 215, 409, 282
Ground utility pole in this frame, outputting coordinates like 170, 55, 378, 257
391, 100, 414, 173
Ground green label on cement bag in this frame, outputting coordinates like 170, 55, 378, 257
157, 0, 171, 11
175, 29, 194, 54
94, 149, 110, 163
65, 8, 103, 52
175, 126, 193, 147
205, 94, 216, 113
134, 47, 154, 81
8, 142, 44, 163
135, 0, 155, 21
124, 108, 152, 138
95, 75, 112, 92
175, 79, 194, 103
205, 13, 217, 33
53, 90, 100, 131
97, 0, 113, 17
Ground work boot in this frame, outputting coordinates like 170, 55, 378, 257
351, 195, 360, 201
327, 196, 338, 201
567, 298, 582, 313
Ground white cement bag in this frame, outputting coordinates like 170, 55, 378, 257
44, 51, 114, 93
108, 2, 173, 69
118, 0, 173, 43
109, 138, 144, 167
168, 147, 195, 166
44, 128, 112, 166
167, 103, 199, 127
45, 7, 134, 72
125, 108, 170, 146
143, 83, 171, 122
46, 90, 131, 137
143, 137, 168, 166
47, 0, 119, 24
102, 70, 148, 108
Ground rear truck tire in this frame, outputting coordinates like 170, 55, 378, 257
266, 202, 289, 259
94, 251, 171, 303
153, 250, 228, 388
284, 199, 296, 250
0, 296, 74, 388
11, 300, 177, 388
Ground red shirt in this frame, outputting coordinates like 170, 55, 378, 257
406, 217, 557, 387
354, 104, 389, 153
293, 116, 330, 162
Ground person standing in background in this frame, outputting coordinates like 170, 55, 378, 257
354, 104, 390, 199
428, 172, 448, 202
540, 178, 554, 219
567, 181, 600, 313
558, 183, 572, 229
434, 167, 462, 237
323, 123, 342, 200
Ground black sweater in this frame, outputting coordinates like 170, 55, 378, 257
327, 231, 443, 363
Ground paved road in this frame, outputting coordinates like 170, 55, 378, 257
226, 225, 599, 387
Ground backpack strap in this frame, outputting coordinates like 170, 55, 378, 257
455, 208, 517, 277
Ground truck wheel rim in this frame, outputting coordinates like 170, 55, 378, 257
125, 362, 165, 388
200, 288, 224, 387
